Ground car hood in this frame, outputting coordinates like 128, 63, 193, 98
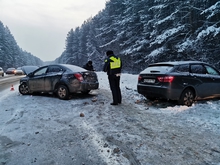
21, 66, 39, 75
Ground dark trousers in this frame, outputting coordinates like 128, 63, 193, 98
108, 75, 122, 104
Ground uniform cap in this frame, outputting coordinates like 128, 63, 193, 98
106, 50, 114, 56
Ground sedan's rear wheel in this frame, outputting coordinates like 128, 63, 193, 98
179, 89, 195, 106
57, 85, 69, 100
19, 83, 29, 95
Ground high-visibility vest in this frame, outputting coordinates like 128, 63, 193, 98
109, 56, 121, 69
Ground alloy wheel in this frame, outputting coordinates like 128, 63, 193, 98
179, 89, 195, 106
19, 83, 29, 95
57, 85, 69, 100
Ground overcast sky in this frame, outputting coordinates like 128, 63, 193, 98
0, 0, 107, 61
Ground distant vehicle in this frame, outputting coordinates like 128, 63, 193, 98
14, 67, 24, 75
0, 67, 4, 77
19, 64, 99, 100
21, 66, 39, 75
6, 68, 16, 74
137, 61, 220, 106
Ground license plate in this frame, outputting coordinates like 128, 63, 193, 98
144, 79, 155, 83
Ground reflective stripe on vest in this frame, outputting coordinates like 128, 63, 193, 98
110, 56, 121, 69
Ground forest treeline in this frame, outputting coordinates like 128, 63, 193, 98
55, 0, 220, 73
0, 21, 43, 70
1, 0, 219, 73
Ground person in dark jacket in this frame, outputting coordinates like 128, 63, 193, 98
103, 50, 122, 105
83, 60, 94, 71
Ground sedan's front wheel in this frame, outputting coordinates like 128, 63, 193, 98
178, 89, 195, 106
57, 85, 69, 100
19, 83, 29, 95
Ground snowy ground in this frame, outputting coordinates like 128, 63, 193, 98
0, 72, 220, 165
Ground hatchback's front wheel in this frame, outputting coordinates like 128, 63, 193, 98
57, 85, 69, 100
19, 83, 29, 95
178, 89, 195, 106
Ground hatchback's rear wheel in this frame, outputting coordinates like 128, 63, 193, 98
19, 83, 29, 95
57, 85, 69, 100
179, 89, 195, 106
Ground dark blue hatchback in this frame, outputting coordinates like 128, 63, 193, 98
137, 61, 220, 106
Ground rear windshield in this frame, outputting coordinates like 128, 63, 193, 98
141, 65, 173, 74
62, 64, 87, 72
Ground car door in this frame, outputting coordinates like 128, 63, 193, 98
28, 66, 48, 92
44, 65, 63, 92
190, 64, 212, 98
204, 64, 220, 97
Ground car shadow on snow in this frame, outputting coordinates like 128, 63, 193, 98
30, 91, 98, 100
144, 99, 178, 108
70, 92, 98, 100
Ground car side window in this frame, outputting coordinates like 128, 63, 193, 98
47, 66, 63, 73
205, 65, 220, 75
175, 64, 189, 73
34, 67, 48, 76
190, 64, 206, 74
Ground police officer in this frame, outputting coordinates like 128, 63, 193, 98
103, 50, 122, 105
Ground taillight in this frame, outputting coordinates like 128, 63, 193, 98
157, 76, 174, 82
74, 73, 83, 82
138, 75, 142, 81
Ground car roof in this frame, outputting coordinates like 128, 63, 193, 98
7, 68, 16, 70
57, 64, 86, 72
149, 61, 207, 66
37, 64, 86, 72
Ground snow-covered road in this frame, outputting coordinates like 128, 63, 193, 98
0, 72, 220, 165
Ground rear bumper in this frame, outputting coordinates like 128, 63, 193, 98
81, 82, 99, 91
68, 82, 99, 93
137, 84, 180, 100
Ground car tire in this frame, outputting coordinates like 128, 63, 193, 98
19, 83, 29, 95
57, 85, 69, 100
178, 89, 195, 106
